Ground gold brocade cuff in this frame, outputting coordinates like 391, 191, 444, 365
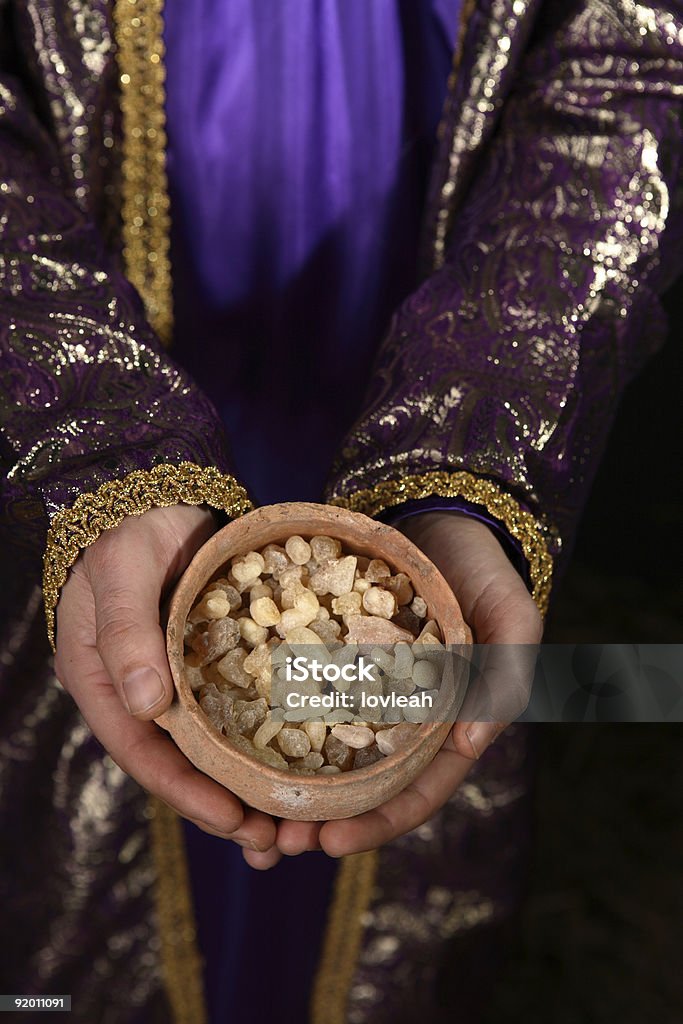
328, 470, 554, 617
42, 462, 254, 651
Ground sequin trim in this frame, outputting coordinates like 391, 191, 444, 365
310, 852, 379, 1024
43, 462, 253, 651
329, 471, 553, 616
113, 0, 173, 343
148, 798, 207, 1024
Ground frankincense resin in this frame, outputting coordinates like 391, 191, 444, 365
184, 535, 445, 774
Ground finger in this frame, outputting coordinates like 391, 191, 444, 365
484, 593, 543, 646
402, 511, 543, 644
61, 630, 277, 848
236, 809, 280, 851
319, 738, 472, 857
241, 846, 284, 870
184, 806, 278, 847
453, 642, 537, 760
453, 720, 506, 760
275, 820, 323, 855
88, 527, 174, 719
185, 817, 251, 841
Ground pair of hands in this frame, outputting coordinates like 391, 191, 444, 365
54, 504, 542, 870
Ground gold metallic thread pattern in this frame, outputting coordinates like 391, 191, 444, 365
0, 578, 167, 1020
340, 729, 532, 1023
148, 798, 208, 1024
42, 462, 253, 650
311, 852, 379, 1024
330, 471, 553, 617
431, 0, 537, 270
113, 0, 173, 343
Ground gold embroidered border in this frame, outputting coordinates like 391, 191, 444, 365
43, 462, 253, 650
113, 0, 173, 344
310, 852, 379, 1024
329, 470, 553, 616
148, 798, 207, 1024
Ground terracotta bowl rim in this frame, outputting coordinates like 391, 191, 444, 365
164, 501, 466, 790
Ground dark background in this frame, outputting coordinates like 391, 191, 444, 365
547, 281, 682, 645
485, 280, 683, 1021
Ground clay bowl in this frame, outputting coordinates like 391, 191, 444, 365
158, 502, 470, 820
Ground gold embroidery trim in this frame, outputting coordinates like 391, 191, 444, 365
113, 0, 173, 344
329, 471, 553, 616
43, 462, 253, 651
310, 852, 379, 1024
148, 798, 207, 1024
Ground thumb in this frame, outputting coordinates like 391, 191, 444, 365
88, 525, 174, 719
452, 599, 541, 760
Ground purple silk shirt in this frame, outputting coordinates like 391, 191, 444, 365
166, 0, 460, 505
164, 4, 458, 1022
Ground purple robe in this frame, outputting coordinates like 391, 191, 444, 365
0, 0, 681, 1021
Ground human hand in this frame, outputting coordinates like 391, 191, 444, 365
54, 505, 277, 852
245, 510, 542, 868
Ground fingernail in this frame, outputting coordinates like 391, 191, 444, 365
232, 838, 264, 851
465, 722, 501, 759
122, 667, 165, 715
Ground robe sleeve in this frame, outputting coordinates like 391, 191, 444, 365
324, 0, 683, 616
0, 55, 252, 649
